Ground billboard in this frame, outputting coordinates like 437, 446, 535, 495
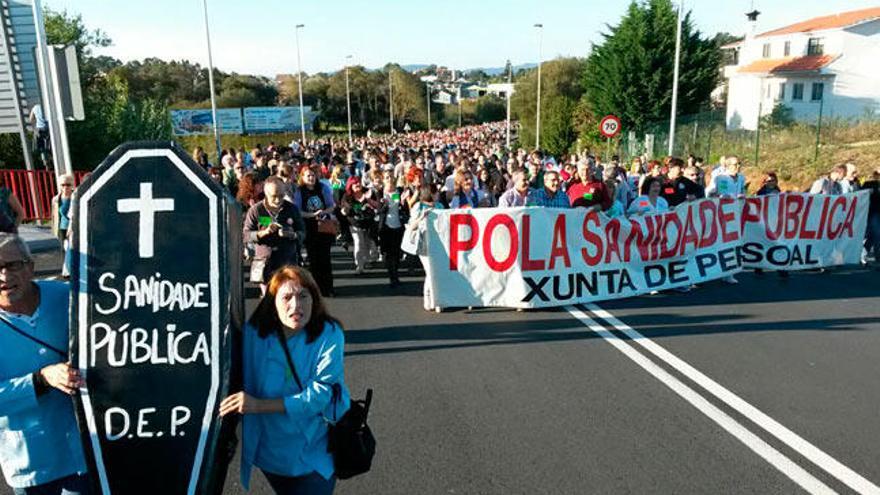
243, 106, 314, 133
170, 109, 243, 136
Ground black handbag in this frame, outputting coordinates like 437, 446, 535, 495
275, 329, 376, 480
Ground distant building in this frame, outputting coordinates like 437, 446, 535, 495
433, 89, 455, 105
487, 83, 515, 99
725, 7, 880, 130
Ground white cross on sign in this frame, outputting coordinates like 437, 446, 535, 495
116, 182, 175, 258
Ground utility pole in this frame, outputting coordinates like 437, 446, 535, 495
534, 23, 543, 150
426, 83, 432, 130
345, 54, 353, 146
295, 24, 306, 144
667, 0, 684, 156
199, 0, 222, 162
32, 0, 69, 181
388, 68, 394, 134
506, 60, 512, 149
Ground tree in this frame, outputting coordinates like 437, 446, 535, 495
511, 57, 586, 151
474, 96, 506, 123
388, 66, 428, 131
542, 98, 578, 156
44, 9, 171, 169
583, 0, 721, 131
217, 74, 278, 107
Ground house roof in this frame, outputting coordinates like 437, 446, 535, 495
738, 54, 837, 74
757, 7, 880, 38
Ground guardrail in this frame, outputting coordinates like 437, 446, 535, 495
0, 169, 89, 222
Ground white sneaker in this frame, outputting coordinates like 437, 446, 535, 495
723, 276, 739, 284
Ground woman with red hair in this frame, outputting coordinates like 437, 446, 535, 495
221, 266, 350, 494
340, 177, 379, 275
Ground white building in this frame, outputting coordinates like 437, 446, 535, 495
487, 83, 515, 98
725, 7, 880, 130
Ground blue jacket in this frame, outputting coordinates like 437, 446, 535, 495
0, 281, 87, 488
240, 320, 350, 488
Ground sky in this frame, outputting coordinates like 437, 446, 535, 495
44, 0, 880, 77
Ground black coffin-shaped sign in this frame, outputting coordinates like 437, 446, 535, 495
70, 142, 243, 495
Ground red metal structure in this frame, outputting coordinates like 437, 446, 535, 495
0, 169, 89, 222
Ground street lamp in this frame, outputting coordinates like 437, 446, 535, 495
388, 68, 394, 134
534, 23, 543, 150
426, 82, 432, 130
506, 59, 512, 149
200, 0, 221, 161
668, 1, 684, 156
345, 54, 353, 146
295, 24, 306, 144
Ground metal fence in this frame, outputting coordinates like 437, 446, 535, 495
611, 108, 880, 171
0, 169, 89, 221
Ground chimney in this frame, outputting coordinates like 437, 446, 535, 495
745, 9, 761, 39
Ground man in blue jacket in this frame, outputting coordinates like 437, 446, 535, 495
0, 233, 89, 494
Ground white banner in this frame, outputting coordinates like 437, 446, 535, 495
424, 192, 869, 309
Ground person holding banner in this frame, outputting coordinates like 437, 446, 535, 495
0, 233, 90, 495
498, 170, 531, 208
528, 171, 571, 208
706, 156, 746, 198
220, 266, 350, 495
449, 169, 486, 209
627, 177, 668, 216
863, 170, 880, 262
601, 168, 627, 218
809, 165, 845, 195
705, 157, 744, 284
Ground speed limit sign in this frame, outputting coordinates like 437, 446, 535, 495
599, 115, 621, 138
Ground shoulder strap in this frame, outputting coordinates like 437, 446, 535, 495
0, 314, 66, 357
275, 329, 304, 391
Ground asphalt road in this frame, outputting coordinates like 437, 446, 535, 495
7, 248, 880, 494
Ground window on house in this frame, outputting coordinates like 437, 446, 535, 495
807, 38, 824, 55
784, 41, 791, 56
792, 83, 804, 101
778, 83, 786, 100
811, 82, 824, 101
762, 43, 771, 58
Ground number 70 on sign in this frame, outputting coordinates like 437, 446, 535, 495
599, 115, 622, 139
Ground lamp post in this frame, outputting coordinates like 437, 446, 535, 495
426, 82, 432, 130
389, 68, 394, 134
200, 0, 221, 161
345, 54, 353, 146
506, 59, 512, 149
668, 1, 683, 156
457, 84, 462, 127
295, 24, 306, 144
534, 23, 543, 150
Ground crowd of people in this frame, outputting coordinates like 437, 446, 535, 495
194, 122, 879, 304
1, 121, 878, 495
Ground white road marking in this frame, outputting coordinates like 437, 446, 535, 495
585, 303, 880, 495
565, 305, 837, 495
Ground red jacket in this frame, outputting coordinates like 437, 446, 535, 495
567, 180, 612, 209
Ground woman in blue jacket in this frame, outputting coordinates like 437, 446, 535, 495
220, 266, 350, 495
